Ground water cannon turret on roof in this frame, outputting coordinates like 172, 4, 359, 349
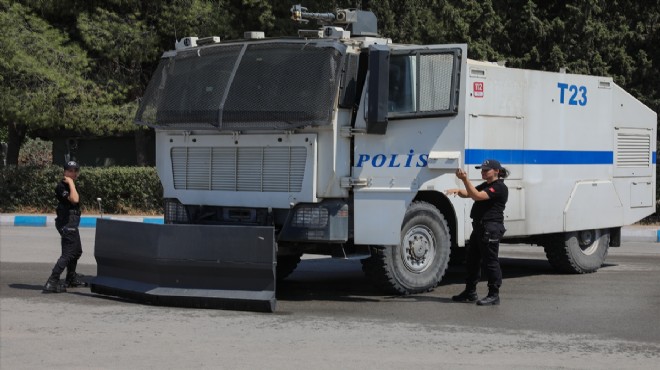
290, 4, 378, 38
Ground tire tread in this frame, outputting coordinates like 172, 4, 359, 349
363, 201, 451, 294
542, 231, 609, 274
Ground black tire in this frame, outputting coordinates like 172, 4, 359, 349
276, 254, 302, 280
363, 201, 451, 294
542, 229, 610, 273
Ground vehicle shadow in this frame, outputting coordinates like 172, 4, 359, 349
276, 255, 565, 302
6, 256, 614, 306
277, 258, 380, 302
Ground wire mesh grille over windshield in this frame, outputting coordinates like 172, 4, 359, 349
136, 42, 344, 130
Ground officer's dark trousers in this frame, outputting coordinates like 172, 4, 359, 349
465, 221, 505, 294
50, 215, 82, 280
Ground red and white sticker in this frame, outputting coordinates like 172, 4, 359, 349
473, 82, 484, 98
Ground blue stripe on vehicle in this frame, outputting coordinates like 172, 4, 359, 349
14, 216, 47, 227
465, 149, 614, 165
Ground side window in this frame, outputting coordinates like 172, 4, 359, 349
388, 55, 416, 113
419, 53, 455, 112
388, 49, 460, 118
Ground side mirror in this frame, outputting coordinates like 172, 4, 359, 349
367, 44, 389, 134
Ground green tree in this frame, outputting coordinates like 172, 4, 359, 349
3, 0, 658, 168
0, 1, 128, 166
14, 0, 275, 165
416, 0, 505, 61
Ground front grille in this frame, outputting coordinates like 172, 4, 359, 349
171, 146, 306, 192
616, 132, 651, 167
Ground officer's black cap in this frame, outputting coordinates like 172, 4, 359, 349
64, 160, 80, 171
475, 159, 502, 170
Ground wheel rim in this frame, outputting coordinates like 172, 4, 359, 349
401, 225, 436, 273
577, 229, 600, 255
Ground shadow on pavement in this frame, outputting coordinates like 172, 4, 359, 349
276, 256, 562, 302
8, 283, 43, 291
4, 256, 585, 305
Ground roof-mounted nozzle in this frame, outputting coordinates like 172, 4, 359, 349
290, 4, 336, 25
290, 4, 378, 38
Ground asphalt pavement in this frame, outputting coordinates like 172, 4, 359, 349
1, 225, 660, 369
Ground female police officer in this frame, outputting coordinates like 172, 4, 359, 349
446, 159, 509, 305
43, 160, 87, 293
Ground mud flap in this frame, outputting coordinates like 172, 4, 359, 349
91, 219, 276, 312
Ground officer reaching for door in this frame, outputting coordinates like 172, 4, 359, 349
446, 159, 509, 305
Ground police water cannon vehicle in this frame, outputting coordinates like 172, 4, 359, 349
91, 4, 657, 312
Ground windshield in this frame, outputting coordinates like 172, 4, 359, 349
136, 41, 345, 130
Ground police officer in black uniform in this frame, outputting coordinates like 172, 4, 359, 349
446, 159, 509, 305
43, 160, 88, 293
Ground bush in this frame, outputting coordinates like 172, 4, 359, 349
0, 166, 163, 214
79, 167, 163, 214
0, 166, 61, 212
19, 138, 52, 167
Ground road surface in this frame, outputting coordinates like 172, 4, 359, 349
1, 226, 659, 369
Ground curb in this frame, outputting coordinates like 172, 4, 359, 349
0, 214, 164, 227
620, 227, 660, 243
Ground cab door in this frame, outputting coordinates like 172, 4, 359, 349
351, 44, 467, 245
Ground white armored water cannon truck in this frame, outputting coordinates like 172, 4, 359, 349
91, 5, 657, 312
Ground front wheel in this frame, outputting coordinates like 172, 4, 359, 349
542, 229, 610, 273
363, 201, 451, 294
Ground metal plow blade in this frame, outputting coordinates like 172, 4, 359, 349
91, 219, 276, 312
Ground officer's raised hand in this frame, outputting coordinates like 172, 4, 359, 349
455, 168, 468, 181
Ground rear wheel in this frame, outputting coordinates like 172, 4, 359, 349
542, 229, 610, 273
363, 201, 451, 294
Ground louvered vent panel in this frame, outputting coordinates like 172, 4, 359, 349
263, 147, 291, 192
171, 146, 306, 192
289, 147, 307, 191
171, 147, 188, 189
186, 147, 211, 189
237, 148, 263, 192
616, 133, 650, 168
211, 148, 236, 190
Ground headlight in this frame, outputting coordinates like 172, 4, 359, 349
278, 201, 349, 243
291, 206, 329, 228
164, 198, 189, 224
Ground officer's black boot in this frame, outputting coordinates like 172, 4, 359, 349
43, 277, 67, 293
65, 272, 88, 288
476, 286, 500, 306
452, 285, 478, 302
